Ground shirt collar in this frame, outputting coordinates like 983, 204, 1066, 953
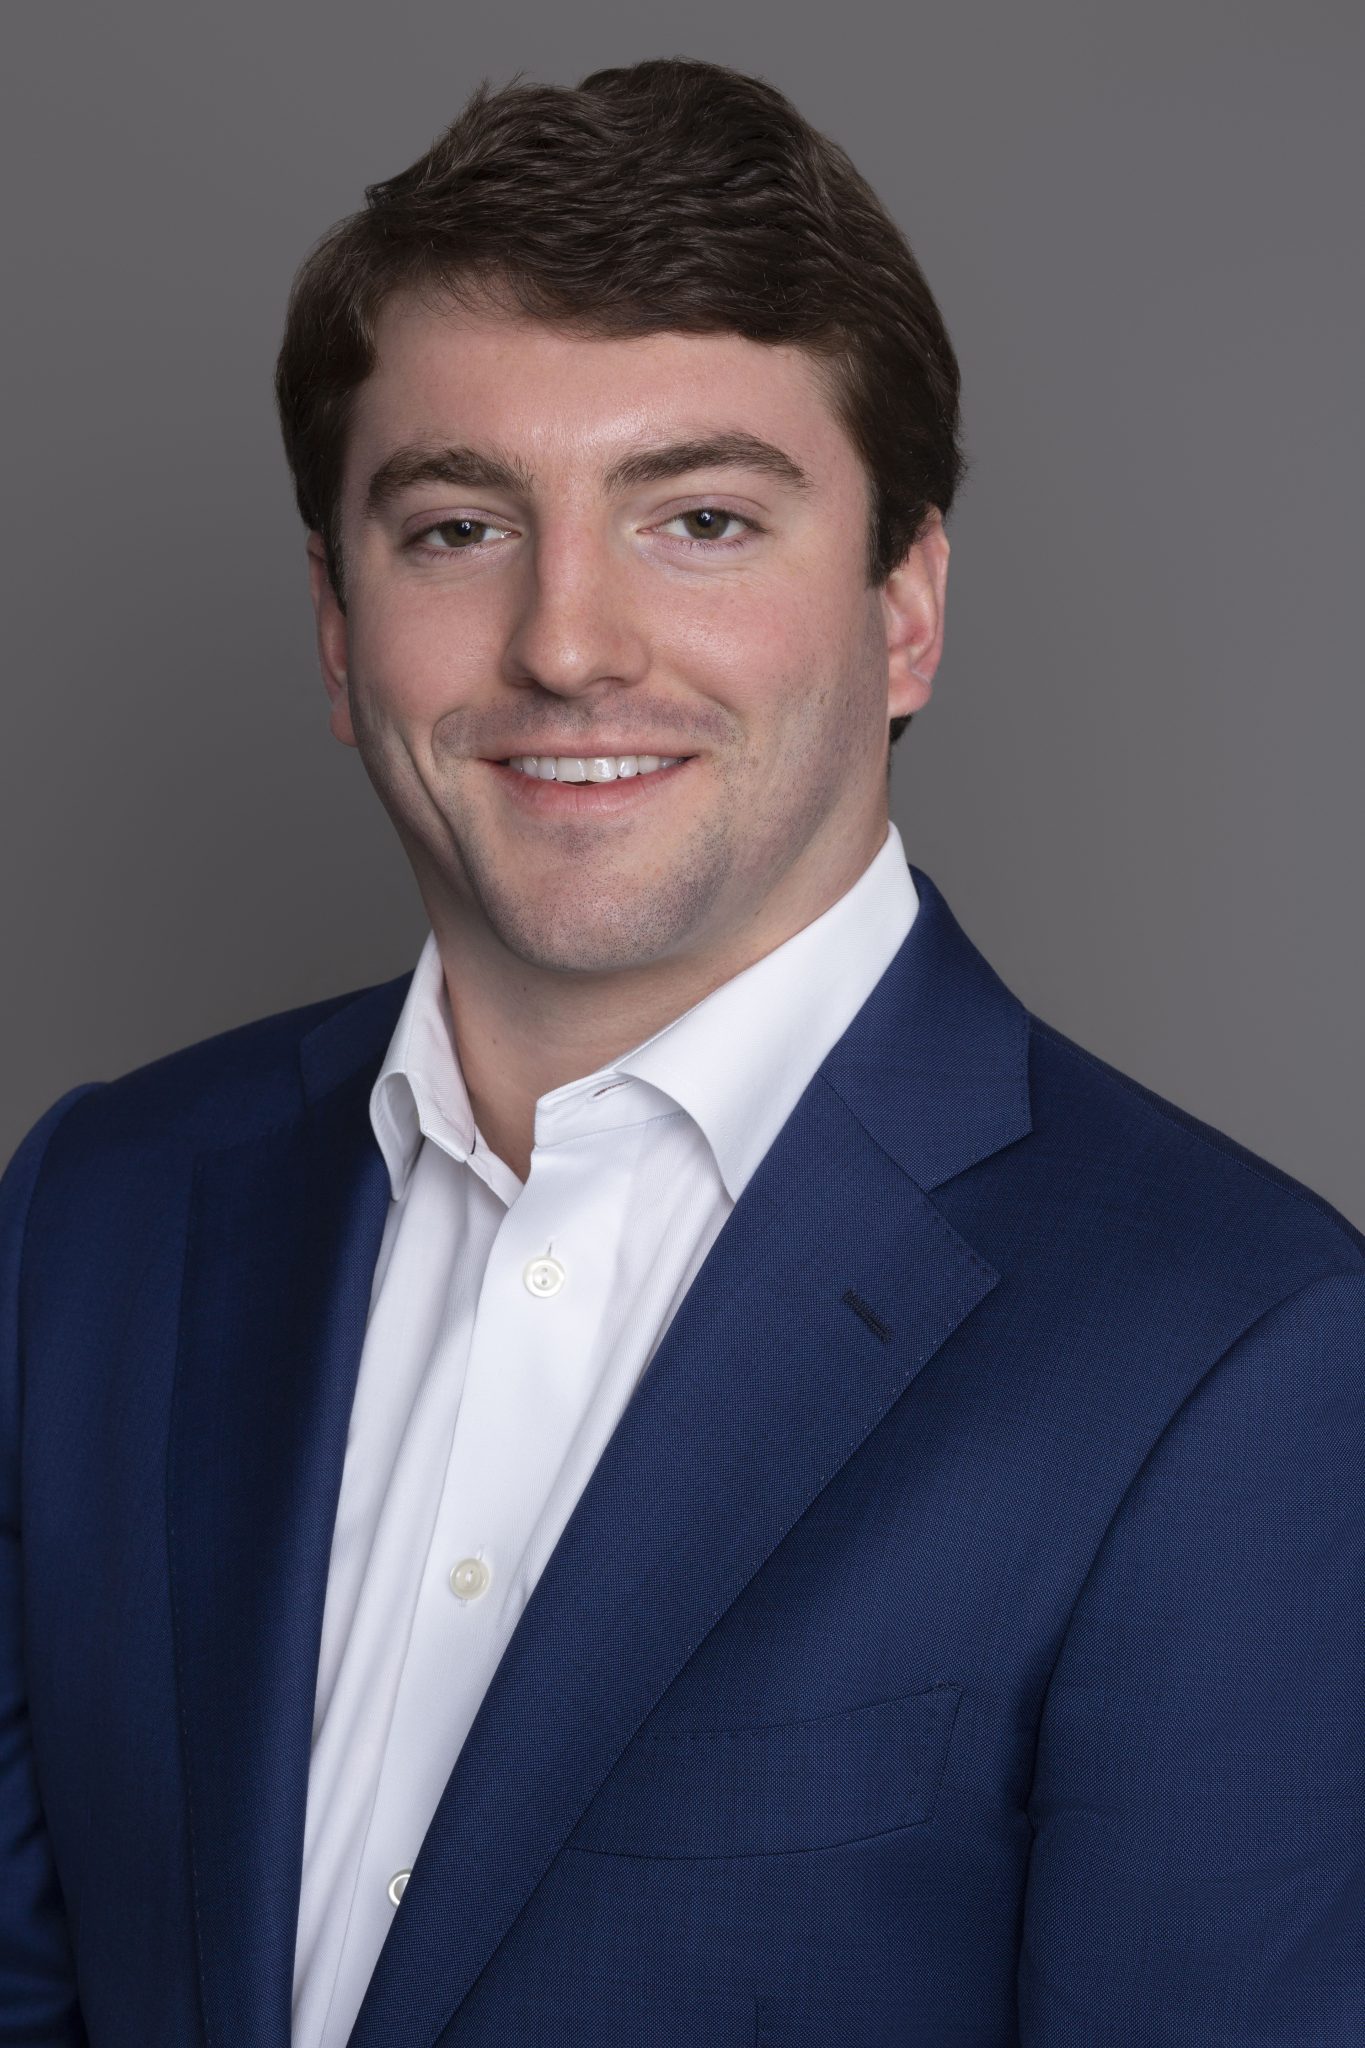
370, 819, 918, 1205
614, 818, 917, 1200
369, 927, 479, 1201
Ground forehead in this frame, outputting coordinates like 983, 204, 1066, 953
344, 292, 861, 497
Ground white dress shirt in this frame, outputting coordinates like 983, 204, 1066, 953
290, 820, 919, 2048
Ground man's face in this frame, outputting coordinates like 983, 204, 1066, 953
310, 293, 946, 983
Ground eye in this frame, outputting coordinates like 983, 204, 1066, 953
409, 517, 513, 554
657, 507, 756, 548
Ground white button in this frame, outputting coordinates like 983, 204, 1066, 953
449, 1556, 491, 1600
524, 1254, 566, 1297
387, 1869, 410, 1906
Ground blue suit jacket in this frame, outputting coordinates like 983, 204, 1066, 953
4, 864, 1363, 2047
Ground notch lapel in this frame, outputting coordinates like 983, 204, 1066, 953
168, 981, 407, 2048
349, 865, 1032, 2047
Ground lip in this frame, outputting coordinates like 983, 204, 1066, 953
485, 757, 696, 816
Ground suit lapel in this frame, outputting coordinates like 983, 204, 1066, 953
348, 865, 1031, 2047
168, 981, 407, 2048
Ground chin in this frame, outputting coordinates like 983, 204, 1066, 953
477, 880, 708, 977
492, 917, 682, 978
466, 844, 731, 977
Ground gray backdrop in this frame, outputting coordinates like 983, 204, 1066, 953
4, 1, 1362, 1222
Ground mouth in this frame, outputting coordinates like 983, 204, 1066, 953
483, 753, 698, 816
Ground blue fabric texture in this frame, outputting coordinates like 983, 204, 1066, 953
2, 863, 1362, 2047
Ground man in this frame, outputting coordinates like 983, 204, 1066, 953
2, 54, 1361, 2048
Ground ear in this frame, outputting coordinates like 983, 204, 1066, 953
881, 507, 950, 722
306, 534, 358, 749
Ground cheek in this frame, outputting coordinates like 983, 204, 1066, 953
349, 588, 491, 724
669, 583, 827, 717
687, 582, 875, 745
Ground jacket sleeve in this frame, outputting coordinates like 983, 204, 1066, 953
0, 1087, 102, 2048
1019, 1267, 1365, 2047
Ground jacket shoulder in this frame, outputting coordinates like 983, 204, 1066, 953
9, 973, 411, 1175
1024, 1010, 1365, 1284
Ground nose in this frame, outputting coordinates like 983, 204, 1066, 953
501, 523, 650, 698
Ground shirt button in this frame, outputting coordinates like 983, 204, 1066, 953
449, 1556, 491, 1601
387, 1870, 410, 1906
524, 1254, 566, 1297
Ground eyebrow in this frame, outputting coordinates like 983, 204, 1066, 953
606, 433, 813, 495
363, 431, 814, 520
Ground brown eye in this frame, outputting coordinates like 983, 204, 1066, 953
681, 509, 734, 539
431, 519, 491, 548
661, 508, 754, 545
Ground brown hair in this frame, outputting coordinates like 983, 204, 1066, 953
274, 57, 965, 749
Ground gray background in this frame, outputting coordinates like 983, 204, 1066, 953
4, 1, 1362, 1222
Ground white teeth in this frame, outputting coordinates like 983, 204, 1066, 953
507, 754, 684, 781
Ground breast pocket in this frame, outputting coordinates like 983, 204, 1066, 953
567, 1682, 963, 1859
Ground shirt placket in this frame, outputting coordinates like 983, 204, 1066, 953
342, 1105, 642, 1970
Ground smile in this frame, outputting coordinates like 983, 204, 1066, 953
485, 755, 696, 815
505, 754, 688, 782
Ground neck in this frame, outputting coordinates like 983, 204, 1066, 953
426, 821, 890, 1184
